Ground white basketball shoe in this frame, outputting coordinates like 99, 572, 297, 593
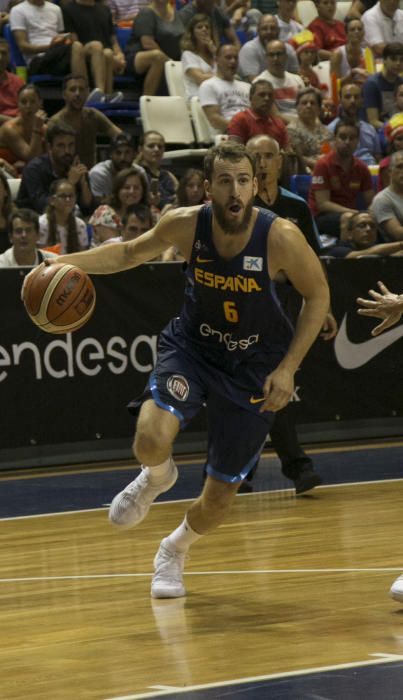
108, 460, 178, 528
390, 574, 403, 602
151, 538, 187, 599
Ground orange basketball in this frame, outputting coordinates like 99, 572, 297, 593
23, 263, 96, 334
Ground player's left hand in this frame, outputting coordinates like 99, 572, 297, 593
357, 281, 403, 336
259, 366, 294, 413
320, 312, 338, 340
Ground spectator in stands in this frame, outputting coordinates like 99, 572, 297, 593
219, 0, 261, 39
328, 82, 381, 165
254, 39, 305, 122
238, 14, 298, 82
108, 0, 148, 24
176, 168, 205, 206
330, 17, 368, 85
378, 114, 403, 189
124, 0, 185, 96
308, 0, 347, 61
0, 170, 13, 254
199, 44, 250, 136
48, 74, 121, 170
89, 132, 139, 202
9, 0, 86, 78
275, 0, 302, 41
371, 150, 403, 239
325, 210, 403, 256
179, 0, 240, 51
0, 39, 24, 125
136, 130, 177, 210
62, 0, 126, 104
363, 42, 403, 128
108, 166, 150, 220
0, 84, 47, 170
180, 14, 217, 102
308, 118, 374, 238
102, 203, 153, 243
38, 178, 88, 254
88, 204, 122, 246
0, 207, 58, 266
293, 37, 323, 90
349, 0, 377, 17
121, 203, 152, 240
16, 122, 93, 216
227, 79, 288, 147
287, 87, 333, 173
362, 0, 403, 57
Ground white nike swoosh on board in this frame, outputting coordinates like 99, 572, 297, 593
334, 314, 403, 370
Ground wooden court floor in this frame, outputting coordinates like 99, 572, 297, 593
1, 473, 403, 699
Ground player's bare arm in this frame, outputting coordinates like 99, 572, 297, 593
357, 281, 403, 336
259, 218, 330, 413
27, 207, 199, 278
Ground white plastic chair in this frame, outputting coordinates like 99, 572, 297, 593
164, 61, 186, 99
8, 178, 20, 202
140, 95, 206, 159
190, 96, 214, 145
335, 1, 352, 20
297, 1, 318, 26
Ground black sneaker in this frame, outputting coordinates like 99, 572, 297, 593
293, 468, 323, 495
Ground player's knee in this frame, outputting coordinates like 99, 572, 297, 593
201, 481, 237, 515
133, 428, 171, 464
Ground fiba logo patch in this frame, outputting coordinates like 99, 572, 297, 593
167, 375, 189, 402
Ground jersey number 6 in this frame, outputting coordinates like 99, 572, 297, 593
223, 301, 239, 323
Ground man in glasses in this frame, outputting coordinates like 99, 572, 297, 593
253, 39, 304, 122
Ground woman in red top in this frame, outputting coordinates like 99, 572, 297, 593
0, 84, 47, 172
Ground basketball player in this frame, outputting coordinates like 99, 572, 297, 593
24, 142, 329, 598
357, 280, 403, 603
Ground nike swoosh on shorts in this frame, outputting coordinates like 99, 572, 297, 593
334, 314, 403, 369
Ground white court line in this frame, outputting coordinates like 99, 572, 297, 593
103, 654, 403, 700
0, 567, 401, 584
2, 475, 403, 522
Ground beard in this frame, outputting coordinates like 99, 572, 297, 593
212, 198, 254, 235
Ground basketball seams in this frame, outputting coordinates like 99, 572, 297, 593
41, 294, 96, 334
34, 265, 76, 327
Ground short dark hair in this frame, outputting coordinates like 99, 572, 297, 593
18, 83, 41, 100
204, 141, 256, 181
383, 42, 403, 59
250, 79, 274, 99
10, 208, 39, 233
122, 203, 152, 227
340, 81, 363, 97
334, 117, 360, 137
296, 86, 322, 108
46, 122, 77, 145
110, 131, 136, 153
344, 16, 363, 30
62, 73, 88, 90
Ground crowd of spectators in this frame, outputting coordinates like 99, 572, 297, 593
0, 0, 402, 265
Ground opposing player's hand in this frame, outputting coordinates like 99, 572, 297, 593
259, 366, 294, 413
320, 312, 338, 340
357, 281, 403, 335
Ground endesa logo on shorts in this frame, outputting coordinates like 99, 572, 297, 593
167, 375, 190, 401
200, 324, 259, 351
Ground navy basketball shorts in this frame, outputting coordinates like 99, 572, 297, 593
128, 324, 284, 484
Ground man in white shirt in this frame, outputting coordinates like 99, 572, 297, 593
362, 0, 403, 57
0, 208, 58, 266
9, 0, 86, 76
238, 13, 298, 82
199, 44, 250, 135
254, 39, 305, 122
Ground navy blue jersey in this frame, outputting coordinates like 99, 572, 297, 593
176, 204, 294, 371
